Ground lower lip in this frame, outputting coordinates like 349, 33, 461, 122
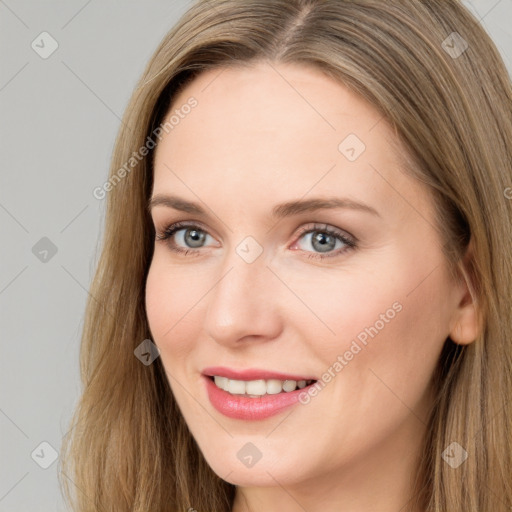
204, 376, 311, 420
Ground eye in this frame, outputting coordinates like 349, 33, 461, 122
291, 223, 357, 259
155, 221, 217, 256
155, 221, 357, 260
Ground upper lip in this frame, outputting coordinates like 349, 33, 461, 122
202, 366, 317, 381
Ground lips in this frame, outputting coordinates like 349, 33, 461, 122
202, 366, 317, 382
202, 366, 318, 420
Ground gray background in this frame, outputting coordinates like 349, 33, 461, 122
0, 1, 510, 510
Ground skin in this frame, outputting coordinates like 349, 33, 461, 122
145, 61, 479, 512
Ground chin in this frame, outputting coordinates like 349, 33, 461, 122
212, 461, 302, 488
198, 440, 312, 488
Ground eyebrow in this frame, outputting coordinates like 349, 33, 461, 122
148, 194, 380, 218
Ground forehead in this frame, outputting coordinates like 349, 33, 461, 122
152, 61, 430, 225
157, 61, 388, 162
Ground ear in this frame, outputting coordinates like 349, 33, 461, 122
448, 241, 482, 345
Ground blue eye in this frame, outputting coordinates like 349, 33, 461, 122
293, 223, 356, 259
156, 221, 357, 260
156, 222, 215, 256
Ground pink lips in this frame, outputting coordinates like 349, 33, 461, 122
202, 366, 317, 421
202, 366, 316, 382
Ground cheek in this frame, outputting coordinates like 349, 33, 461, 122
283, 258, 450, 401
277, 261, 407, 358
145, 256, 204, 361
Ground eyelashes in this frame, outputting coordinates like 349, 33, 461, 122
297, 226, 357, 259
155, 220, 357, 260
156, 221, 217, 257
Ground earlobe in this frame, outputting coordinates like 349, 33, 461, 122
449, 302, 480, 345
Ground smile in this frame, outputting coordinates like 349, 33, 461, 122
211, 376, 315, 396
202, 367, 318, 420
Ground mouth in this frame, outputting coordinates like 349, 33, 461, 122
207, 375, 316, 397
201, 367, 319, 420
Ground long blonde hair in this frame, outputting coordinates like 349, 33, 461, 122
59, 1, 512, 510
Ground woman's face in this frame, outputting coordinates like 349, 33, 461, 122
145, 61, 466, 495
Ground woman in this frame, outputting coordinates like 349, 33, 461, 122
60, 1, 512, 511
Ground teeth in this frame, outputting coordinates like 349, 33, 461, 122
245, 379, 267, 395
282, 380, 297, 392
227, 379, 246, 395
267, 379, 283, 394
212, 376, 314, 396
214, 376, 228, 390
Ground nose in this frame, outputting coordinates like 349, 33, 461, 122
203, 247, 283, 347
